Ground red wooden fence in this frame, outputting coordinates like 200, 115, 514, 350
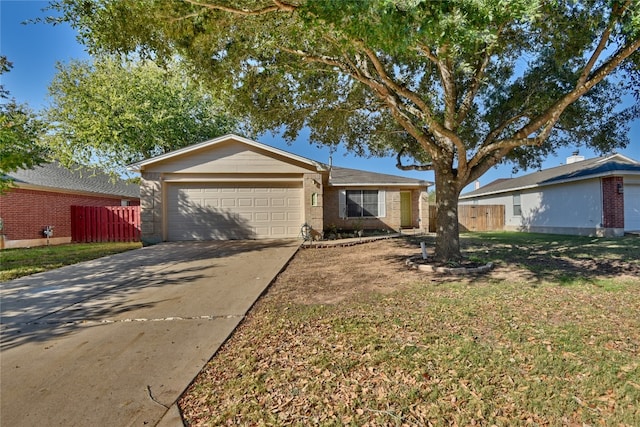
71, 206, 141, 243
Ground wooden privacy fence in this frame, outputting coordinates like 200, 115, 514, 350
71, 206, 141, 243
429, 205, 505, 232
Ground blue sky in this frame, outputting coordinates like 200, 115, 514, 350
1, 0, 638, 191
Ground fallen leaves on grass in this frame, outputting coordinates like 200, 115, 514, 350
179, 237, 640, 426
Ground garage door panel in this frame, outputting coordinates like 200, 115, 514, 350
203, 198, 219, 208
167, 183, 303, 240
288, 199, 301, 207
221, 198, 237, 208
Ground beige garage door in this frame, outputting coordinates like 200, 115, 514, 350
166, 183, 303, 240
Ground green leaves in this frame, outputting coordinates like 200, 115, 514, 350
0, 57, 49, 193
44, 57, 238, 176
47, 0, 640, 260
47, 1, 638, 169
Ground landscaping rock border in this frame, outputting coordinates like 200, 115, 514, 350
405, 256, 494, 275
301, 233, 405, 249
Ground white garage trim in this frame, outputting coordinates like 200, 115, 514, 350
163, 177, 301, 183
624, 183, 640, 231
165, 182, 303, 241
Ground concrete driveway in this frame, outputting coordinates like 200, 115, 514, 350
0, 240, 300, 427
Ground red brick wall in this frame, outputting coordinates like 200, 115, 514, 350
602, 176, 624, 228
0, 188, 125, 240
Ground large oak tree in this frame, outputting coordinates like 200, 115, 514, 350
50, 0, 639, 260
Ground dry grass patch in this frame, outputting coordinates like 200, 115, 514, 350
180, 235, 640, 426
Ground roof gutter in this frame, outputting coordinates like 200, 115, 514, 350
460, 169, 640, 199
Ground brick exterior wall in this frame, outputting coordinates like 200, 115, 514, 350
0, 188, 125, 242
602, 176, 624, 229
323, 187, 429, 233
140, 172, 163, 245
303, 172, 324, 239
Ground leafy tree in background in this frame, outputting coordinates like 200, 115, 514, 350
45, 58, 238, 176
0, 56, 49, 193
49, 0, 640, 260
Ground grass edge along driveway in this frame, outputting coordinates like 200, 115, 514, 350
0, 242, 142, 282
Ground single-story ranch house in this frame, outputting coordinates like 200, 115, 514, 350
129, 134, 432, 244
459, 153, 640, 237
0, 161, 140, 249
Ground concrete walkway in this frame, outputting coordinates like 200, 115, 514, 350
1, 240, 300, 427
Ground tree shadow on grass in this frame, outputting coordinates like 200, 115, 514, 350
402, 233, 640, 284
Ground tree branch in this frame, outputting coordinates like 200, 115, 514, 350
436, 46, 457, 131
396, 147, 433, 171
516, 36, 640, 139
481, 114, 526, 147
579, 0, 632, 85
279, 45, 439, 157
181, 0, 296, 15
360, 47, 432, 122
413, 19, 637, 188
457, 24, 504, 125
360, 46, 466, 156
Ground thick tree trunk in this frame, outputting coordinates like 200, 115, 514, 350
434, 167, 462, 261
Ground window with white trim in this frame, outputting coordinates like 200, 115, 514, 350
339, 190, 386, 218
513, 194, 522, 216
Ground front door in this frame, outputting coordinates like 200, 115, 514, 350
400, 191, 412, 228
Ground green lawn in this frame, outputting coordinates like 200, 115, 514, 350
180, 232, 640, 426
0, 242, 142, 281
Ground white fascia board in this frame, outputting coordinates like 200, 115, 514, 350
598, 153, 639, 165
13, 182, 138, 200
162, 177, 303, 183
459, 183, 540, 199
460, 170, 640, 199
329, 182, 431, 188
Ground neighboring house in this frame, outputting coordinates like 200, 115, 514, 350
0, 162, 140, 249
459, 153, 640, 237
128, 134, 431, 244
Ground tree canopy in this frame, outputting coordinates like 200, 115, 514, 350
0, 56, 49, 193
45, 57, 239, 176
49, 0, 640, 259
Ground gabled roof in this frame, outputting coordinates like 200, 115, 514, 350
127, 133, 431, 187
128, 133, 326, 172
461, 153, 640, 199
5, 161, 140, 199
329, 166, 431, 187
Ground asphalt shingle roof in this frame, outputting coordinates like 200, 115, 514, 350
6, 162, 140, 199
461, 154, 640, 199
329, 166, 431, 186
